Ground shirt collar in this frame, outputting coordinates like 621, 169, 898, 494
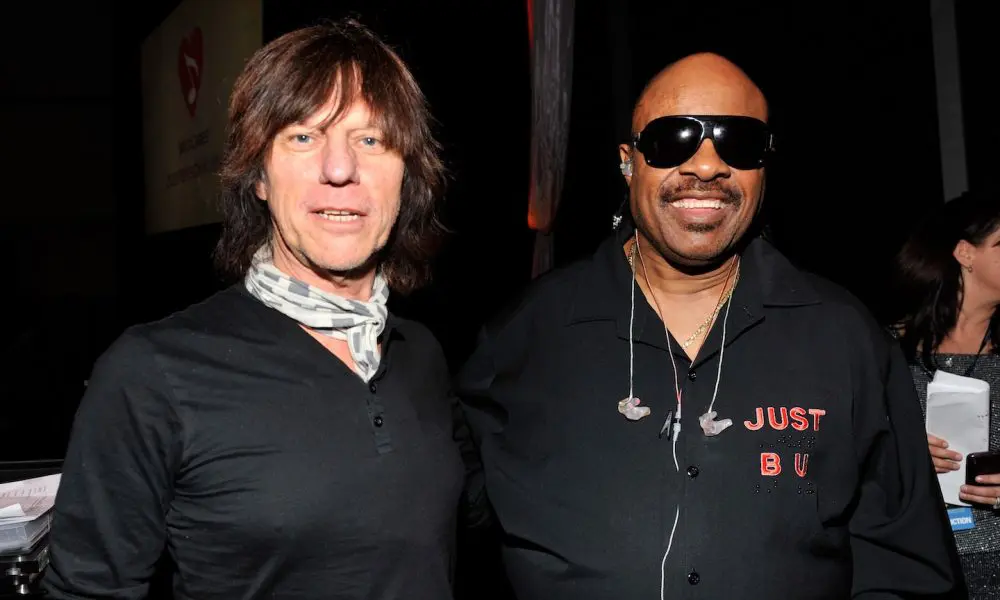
566, 224, 822, 335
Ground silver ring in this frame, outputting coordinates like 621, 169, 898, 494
994, 496, 1000, 511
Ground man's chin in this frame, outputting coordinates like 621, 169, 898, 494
657, 236, 736, 270
317, 258, 375, 278
300, 236, 371, 266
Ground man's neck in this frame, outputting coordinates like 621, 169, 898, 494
629, 233, 738, 299
270, 242, 376, 302
626, 231, 741, 360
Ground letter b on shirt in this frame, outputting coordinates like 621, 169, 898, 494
761, 452, 781, 476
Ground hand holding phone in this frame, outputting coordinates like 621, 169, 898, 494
960, 451, 1000, 508
966, 450, 1000, 485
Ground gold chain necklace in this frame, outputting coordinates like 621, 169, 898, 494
678, 267, 740, 348
626, 239, 741, 349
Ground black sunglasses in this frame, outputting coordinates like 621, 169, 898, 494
632, 115, 774, 170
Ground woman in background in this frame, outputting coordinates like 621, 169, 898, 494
893, 190, 1000, 599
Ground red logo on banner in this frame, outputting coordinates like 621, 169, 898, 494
177, 27, 204, 117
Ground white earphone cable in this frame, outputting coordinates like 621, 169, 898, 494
628, 242, 637, 401
660, 506, 681, 600
630, 231, 740, 599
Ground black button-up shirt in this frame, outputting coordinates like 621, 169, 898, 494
457, 228, 960, 599
44, 285, 476, 600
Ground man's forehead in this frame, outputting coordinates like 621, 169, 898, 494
300, 94, 374, 128
632, 64, 767, 132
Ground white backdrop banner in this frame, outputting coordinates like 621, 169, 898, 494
141, 0, 262, 234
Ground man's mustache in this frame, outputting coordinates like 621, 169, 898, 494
658, 181, 742, 205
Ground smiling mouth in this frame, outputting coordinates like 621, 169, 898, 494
669, 198, 726, 209
315, 209, 362, 222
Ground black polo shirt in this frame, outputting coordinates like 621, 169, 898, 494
457, 227, 960, 599
44, 285, 479, 600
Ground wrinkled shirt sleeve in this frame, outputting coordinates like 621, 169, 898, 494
43, 332, 180, 599
849, 335, 963, 599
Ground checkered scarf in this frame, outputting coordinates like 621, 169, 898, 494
244, 248, 389, 382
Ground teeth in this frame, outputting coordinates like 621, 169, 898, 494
317, 212, 360, 222
671, 199, 723, 209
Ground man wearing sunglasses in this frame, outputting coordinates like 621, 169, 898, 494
458, 53, 960, 599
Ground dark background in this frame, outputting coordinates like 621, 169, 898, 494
1, 1, 995, 591
0, 0, 988, 596
0, 0, 975, 457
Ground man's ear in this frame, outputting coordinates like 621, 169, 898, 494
618, 144, 633, 182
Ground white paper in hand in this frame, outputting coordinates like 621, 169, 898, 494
925, 370, 990, 506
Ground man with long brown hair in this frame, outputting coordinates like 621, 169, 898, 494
44, 19, 482, 600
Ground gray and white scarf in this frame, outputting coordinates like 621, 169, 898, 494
244, 248, 390, 382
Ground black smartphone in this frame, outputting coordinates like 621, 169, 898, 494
966, 450, 1000, 485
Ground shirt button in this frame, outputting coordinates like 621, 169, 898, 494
687, 371, 697, 381
373, 415, 384, 427
686, 465, 700, 478
687, 571, 700, 585
369, 382, 377, 393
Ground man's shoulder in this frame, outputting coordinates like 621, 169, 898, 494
758, 240, 876, 322
800, 271, 873, 319
143, 284, 256, 338
762, 243, 890, 351
482, 253, 598, 337
99, 286, 257, 368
